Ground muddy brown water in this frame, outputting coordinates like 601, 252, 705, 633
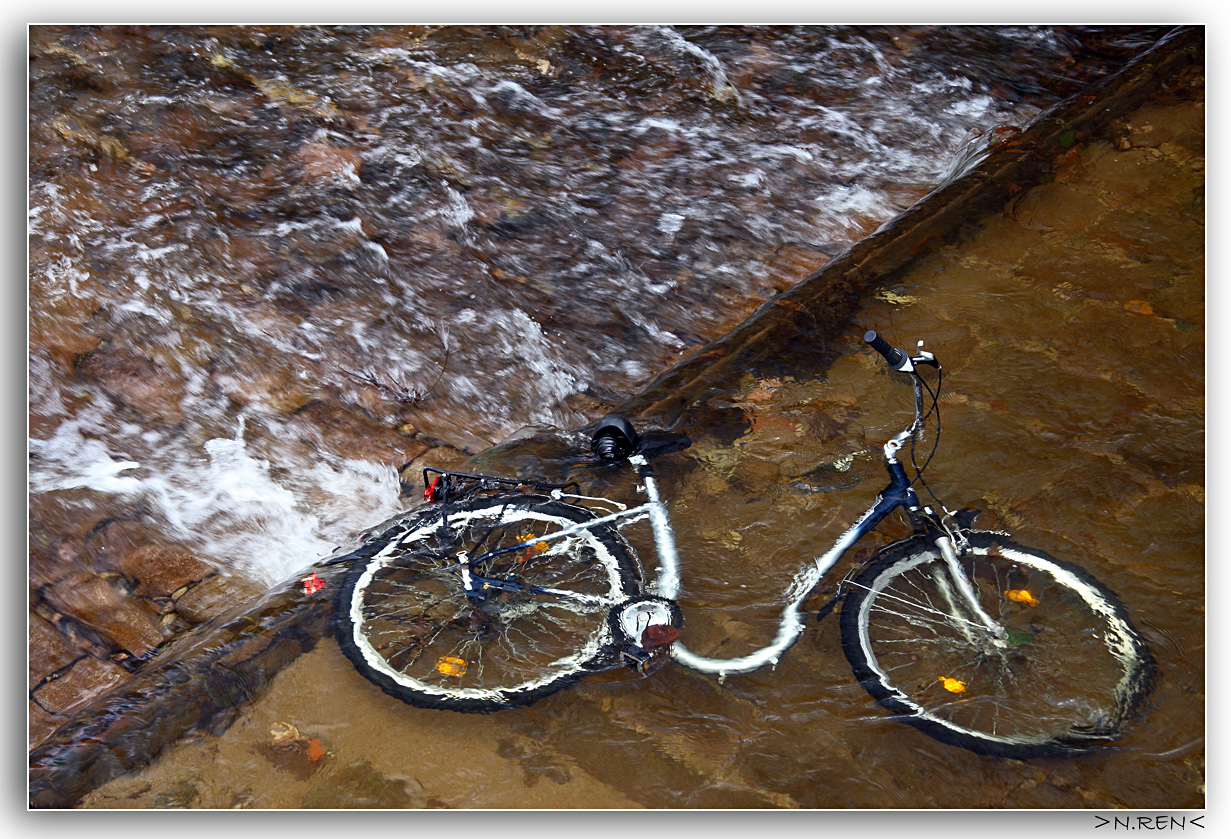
29, 26, 1202, 809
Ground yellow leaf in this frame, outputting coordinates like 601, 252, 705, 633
939, 676, 967, 694
436, 656, 467, 677
1004, 589, 1040, 606
516, 538, 550, 563
270, 721, 299, 742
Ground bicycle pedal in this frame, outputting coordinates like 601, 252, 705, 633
611, 596, 683, 655
620, 644, 653, 672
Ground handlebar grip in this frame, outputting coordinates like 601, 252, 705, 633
863, 330, 907, 368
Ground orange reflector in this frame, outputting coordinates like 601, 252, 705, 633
436, 656, 467, 677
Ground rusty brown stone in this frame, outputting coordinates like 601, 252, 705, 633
84, 520, 214, 597
31, 655, 129, 718
27, 266, 103, 363
29, 701, 61, 751
293, 139, 363, 184
74, 346, 187, 421
41, 571, 169, 658
125, 104, 227, 159
173, 574, 265, 625
288, 400, 430, 468
200, 232, 284, 285
28, 534, 86, 589
208, 357, 315, 415
399, 443, 471, 487
28, 613, 81, 690
119, 545, 214, 599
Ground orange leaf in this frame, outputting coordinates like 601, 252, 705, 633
307, 739, 328, 762
436, 655, 467, 677
1124, 300, 1155, 316
516, 540, 549, 564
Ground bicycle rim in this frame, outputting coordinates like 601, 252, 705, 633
337, 496, 639, 712
840, 532, 1153, 758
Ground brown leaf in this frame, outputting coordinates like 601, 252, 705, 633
641, 624, 681, 650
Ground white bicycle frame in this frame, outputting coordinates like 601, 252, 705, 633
478, 337, 1004, 680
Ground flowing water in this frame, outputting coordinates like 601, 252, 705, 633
28, 25, 1202, 809
28, 25, 1164, 584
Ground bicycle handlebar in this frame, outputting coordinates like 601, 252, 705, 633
863, 329, 907, 369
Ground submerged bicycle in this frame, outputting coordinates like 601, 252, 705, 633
331, 330, 1154, 759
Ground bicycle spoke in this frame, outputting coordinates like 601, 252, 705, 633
339, 495, 639, 710
841, 533, 1153, 757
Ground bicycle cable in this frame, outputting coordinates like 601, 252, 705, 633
908, 365, 943, 486
907, 365, 965, 540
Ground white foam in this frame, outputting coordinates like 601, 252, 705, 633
29, 414, 144, 495
657, 212, 686, 236
489, 79, 561, 118
29, 415, 405, 585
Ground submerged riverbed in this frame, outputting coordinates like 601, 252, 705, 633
28, 25, 1201, 810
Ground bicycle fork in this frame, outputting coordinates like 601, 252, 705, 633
883, 429, 1008, 649
931, 533, 1010, 648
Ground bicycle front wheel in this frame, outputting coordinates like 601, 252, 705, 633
840, 531, 1154, 759
337, 495, 640, 712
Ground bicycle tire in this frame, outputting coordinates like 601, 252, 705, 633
839, 531, 1154, 759
336, 494, 640, 712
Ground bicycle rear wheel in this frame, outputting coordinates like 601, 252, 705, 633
839, 531, 1154, 759
337, 495, 640, 712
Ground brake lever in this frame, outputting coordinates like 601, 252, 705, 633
910, 340, 941, 371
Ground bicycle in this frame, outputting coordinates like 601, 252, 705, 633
331, 330, 1155, 759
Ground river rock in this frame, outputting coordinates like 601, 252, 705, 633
172, 574, 266, 625
32, 655, 129, 717
41, 570, 169, 658
30, 651, 132, 749
287, 400, 430, 468
398, 443, 471, 491
73, 346, 187, 423
84, 519, 214, 598
28, 613, 82, 690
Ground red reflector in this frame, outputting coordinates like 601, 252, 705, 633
425, 476, 441, 502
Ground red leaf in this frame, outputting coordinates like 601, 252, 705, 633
302, 572, 326, 595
